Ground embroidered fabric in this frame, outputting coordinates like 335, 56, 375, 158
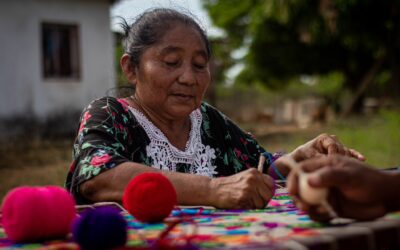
127, 106, 218, 177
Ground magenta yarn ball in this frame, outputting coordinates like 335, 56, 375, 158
1, 186, 76, 242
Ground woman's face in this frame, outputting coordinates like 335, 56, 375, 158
134, 23, 211, 120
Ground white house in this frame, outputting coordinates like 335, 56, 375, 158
0, 0, 116, 137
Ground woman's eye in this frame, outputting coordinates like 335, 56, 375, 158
165, 61, 179, 67
194, 63, 206, 70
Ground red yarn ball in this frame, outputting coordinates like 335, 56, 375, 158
1, 186, 76, 242
123, 173, 177, 223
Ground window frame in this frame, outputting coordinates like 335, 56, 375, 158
41, 22, 81, 81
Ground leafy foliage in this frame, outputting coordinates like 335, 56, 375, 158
204, 0, 400, 105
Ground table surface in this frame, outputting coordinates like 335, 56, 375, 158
1, 188, 400, 250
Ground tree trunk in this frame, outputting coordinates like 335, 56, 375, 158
389, 57, 400, 99
342, 56, 386, 117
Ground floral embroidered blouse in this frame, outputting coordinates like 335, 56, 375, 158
66, 97, 273, 204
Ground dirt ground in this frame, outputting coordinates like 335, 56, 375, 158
0, 138, 74, 200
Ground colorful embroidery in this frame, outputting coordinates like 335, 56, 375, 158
2, 188, 400, 249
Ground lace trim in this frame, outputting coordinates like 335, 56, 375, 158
127, 106, 218, 177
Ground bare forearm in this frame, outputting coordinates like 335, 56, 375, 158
80, 162, 214, 206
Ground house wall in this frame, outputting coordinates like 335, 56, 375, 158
0, 0, 115, 121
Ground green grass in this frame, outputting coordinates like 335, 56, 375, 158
256, 110, 400, 169
325, 110, 400, 168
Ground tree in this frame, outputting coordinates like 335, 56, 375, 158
207, 37, 235, 106
204, 0, 400, 114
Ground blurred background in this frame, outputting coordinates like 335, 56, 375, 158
0, 0, 399, 200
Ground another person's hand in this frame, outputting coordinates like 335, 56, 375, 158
287, 155, 398, 221
210, 168, 274, 209
288, 134, 365, 162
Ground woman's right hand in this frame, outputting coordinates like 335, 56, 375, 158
209, 168, 275, 209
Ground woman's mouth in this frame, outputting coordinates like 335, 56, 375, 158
171, 93, 194, 102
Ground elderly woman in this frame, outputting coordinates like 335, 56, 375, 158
66, 8, 364, 208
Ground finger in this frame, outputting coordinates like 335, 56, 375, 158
327, 142, 345, 155
339, 202, 386, 220
246, 172, 270, 208
292, 196, 311, 212
308, 205, 332, 222
253, 192, 267, 209
319, 135, 338, 153
287, 171, 299, 196
252, 182, 268, 209
320, 135, 346, 155
344, 147, 351, 157
257, 175, 275, 205
307, 167, 352, 188
298, 156, 332, 173
238, 200, 254, 210
348, 148, 366, 161
261, 174, 275, 191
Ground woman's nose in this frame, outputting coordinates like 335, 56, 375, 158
177, 64, 196, 85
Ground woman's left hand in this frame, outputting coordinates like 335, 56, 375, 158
288, 133, 365, 162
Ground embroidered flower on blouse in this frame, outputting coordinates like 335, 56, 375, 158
79, 111, 92, 133
117, 98, 130, 112
90, 153, 112, 167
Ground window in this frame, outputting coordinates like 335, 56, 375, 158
42, 23, 80, 79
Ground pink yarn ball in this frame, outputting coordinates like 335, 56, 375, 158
1, 186, 76, 242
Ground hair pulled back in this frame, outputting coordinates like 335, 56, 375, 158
120, 8, 211, 68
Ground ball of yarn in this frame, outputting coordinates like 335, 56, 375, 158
123, 173, 177, 223
1, 186, 76, 242
299, 172, 328, 205
72, 207, 127, 250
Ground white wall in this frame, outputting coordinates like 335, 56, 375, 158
0, 0, 115, 119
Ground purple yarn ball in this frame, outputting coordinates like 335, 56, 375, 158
72, 207, 127, 250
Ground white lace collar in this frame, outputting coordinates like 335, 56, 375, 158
127, 106, 218, 177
